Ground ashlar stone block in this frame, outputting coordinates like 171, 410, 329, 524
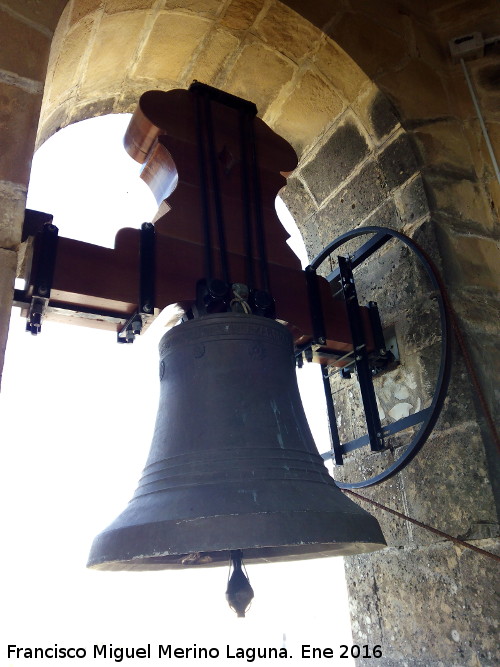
220, 0, 263, 31
189, 28, 239, 85
1, 0, 67, 32
0, 9, 51, 83
347, 541, 498, 666
224, 41, 295, 115
271, 70, 343, 153
313, 38, 369, 103
48, 17, 94, 105
377, 59, 450, 123
330, 11, 407, 79
279, 177, 318, 223
82, 12, 147, 94
301, 118, 369, 203
0, 182, 27, 249
135, 12, 211, 82
256, 2, 321, 62
69, 0, 103, 26
0, 82, 42, 186
317, 159, 387, 228
401, 422, 498, 546
0, 247, 16, 388
163, 0, 222, 18
378, 133, 419, 192
105, 0, 156, 14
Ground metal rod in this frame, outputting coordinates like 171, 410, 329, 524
322, 366, 344, 465
248, 118, 270, 293
461, 57, 500, 184
204, 94, 230, 285
338, 255, 384, 452
239, 109, 255, 290
194, 89, 213, 282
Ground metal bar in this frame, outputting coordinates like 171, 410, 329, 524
33, 222, 59, 299
338, 255, 384, 451
204, 94, 230, 285
139, 222, 155, 315
239, 109, 255, 290
326, 232, 391, 284
304, 265, 326, 345
367, 301, 386, 355
194, 88, 213, 283
248, 116, 270, 293
320, 407, 431, 459
322, 366, 343, 465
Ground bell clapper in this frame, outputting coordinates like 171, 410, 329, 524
226, 550, 254, 617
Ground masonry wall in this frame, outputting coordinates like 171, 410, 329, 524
0, 1, 498, 665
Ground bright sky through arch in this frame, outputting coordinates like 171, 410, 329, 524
2, 113, 354, 665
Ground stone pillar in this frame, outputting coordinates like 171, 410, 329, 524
0, 0, 66, 386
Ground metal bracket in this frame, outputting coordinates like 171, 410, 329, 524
117, 222, 156, 343
338, 255, 384, 452
25, 221, 59, 335
310, 225, 451, 488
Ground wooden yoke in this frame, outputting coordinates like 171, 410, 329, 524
17, 84, 375, 362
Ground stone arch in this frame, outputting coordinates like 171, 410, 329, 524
38, 0, 426, 260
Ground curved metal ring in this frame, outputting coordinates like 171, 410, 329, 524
311, 225, 452, 488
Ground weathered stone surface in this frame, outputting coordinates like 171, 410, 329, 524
302, 120, 369, 203
337, 467, 411, 547
279, 177, 317, 223
401, 422, 498, 544
189, 28, 239, 85
352, 0, 410, 36
317, 160, 387, 229
378, 59, 450, 122
395, 174, 430, 226
313, 38, 369, 102
431, 0, 495, 28
378, 132, 420, 191
69, 0, 103, 26
0, 182, 27, 248
134, 12, 211, 82
425, 171, 495, 231
68, 96, 117, 125
0, 82, 42, 186
220, 0, 262, 31
281, 0, 344, 31
346, 540, 500, 666
256, 2, 321, 61
330, 11, 407, 78
224, 42, 295, 115
82, 12, 146, 94
436, 226, 500, 291
35, 104, 69, 148
1, 0, 67, 31
0, 248, 16, 389
271, 70, 343, 153
106, 0, 155, 13
414, 119, 476, 174
48, 17, 94, 105
0, 9, 51, 82
163, 0, 222, 18
369, 90, 400, 141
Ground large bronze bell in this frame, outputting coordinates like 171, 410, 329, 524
87, 313, 385, 570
